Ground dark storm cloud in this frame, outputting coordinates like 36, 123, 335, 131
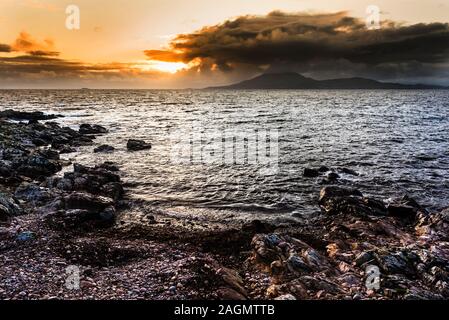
27, 50, 60, 56
0, 54, 153, 80
150, 11, 449, 80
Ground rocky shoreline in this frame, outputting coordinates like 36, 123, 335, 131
1, 110, 449, 300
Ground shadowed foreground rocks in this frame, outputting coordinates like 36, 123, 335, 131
2, 111, 449, 300
249, 186, 449, 299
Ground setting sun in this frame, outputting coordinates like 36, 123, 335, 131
145, 60, 188, 74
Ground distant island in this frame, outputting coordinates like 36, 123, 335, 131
206, 73, 448, 90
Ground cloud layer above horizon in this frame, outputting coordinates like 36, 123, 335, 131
146, 11, 449, 83
1, 10, 449, 87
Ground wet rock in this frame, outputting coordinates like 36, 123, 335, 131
241, 219, 274, 233
0, 110, 61, 121
270, 260, 284, 275
101, 182, 124, 201
387, 195, 423, 219
79, 124, 107, 135
339, 168, 359, 176
377, 251, 415, 275
126, 139, 152, 151
94, 144, 115, 153
0, 192, 23, 222
319, 186, 386, 216
56, 145, 76, 154
318, 166, 330, 172
298, 275, 343, 294
319, 186, 363, 203
303, 168, 320, 177
46, 206, 116, 229
325, 171, 340, 181
387, 204, 417, 218
264, 234, 282, 248
95, 161, 119, 172
252, 234, 281, 263
302, 248, 329, 270
99, 206, 116, 222
64, 192, 114, 213
286, 255, 312, 273
17, 152, 62, 179
216, 267, 247, 297
355, 251, 376, 267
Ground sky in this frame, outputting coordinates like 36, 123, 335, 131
0, 0, 448, 88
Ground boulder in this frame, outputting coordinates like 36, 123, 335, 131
0, 110, 60, 121
0, 192, 23, 222
79, 124, 107, 135
94, 144, 115, 153
14, 182, 55, 205
126, 139, 152, 151
303, 168, 320, 177
387, 195, 424, 219
63, 192, 114, 213
319, 186, 387, 216
17, 153, 62, 179
338, 167, 359, 176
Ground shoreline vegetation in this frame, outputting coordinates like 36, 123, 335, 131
1, 109, 449, 300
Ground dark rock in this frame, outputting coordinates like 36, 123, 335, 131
0, 192, 23, 222
387, 204, 418, 218
79, 124, 107, 135
377, 251, 415, 275
46, 208, 114, 229
318, 166, 330, 172
0, 109, 61, 121
325, 171, 340, 181
17, 152, 62, 179
319, 186, 387, 216
355, 251, 376, 267
101, 182, 124, 201
55, 145, 77, 154
319, 186, 363, 202
298, 275, 343, 294
95, 162, 119, 172
126, 139, 152, 151
264, 234, 282, 248
286, 255, 312, 273
387, 195, 423, 218
241, 220, 274, 233
303, 168, 320, 177
99, 206, 116, 222
94, 144, 115, 153
64, 192, 114, 213
339, 167, 359, 176
252, 234, 281, 263
14, 183, 55, 205
39, 149, 60, 160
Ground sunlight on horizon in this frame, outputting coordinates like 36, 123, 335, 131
142, 60, 188, 74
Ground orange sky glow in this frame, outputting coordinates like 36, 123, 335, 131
0, 0, 448, 88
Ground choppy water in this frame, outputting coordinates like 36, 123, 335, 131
2, 89, 449, 220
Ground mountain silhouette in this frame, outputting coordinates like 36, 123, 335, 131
207, 73, 447, 89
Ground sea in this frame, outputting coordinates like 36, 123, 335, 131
1, 89, 449, 222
